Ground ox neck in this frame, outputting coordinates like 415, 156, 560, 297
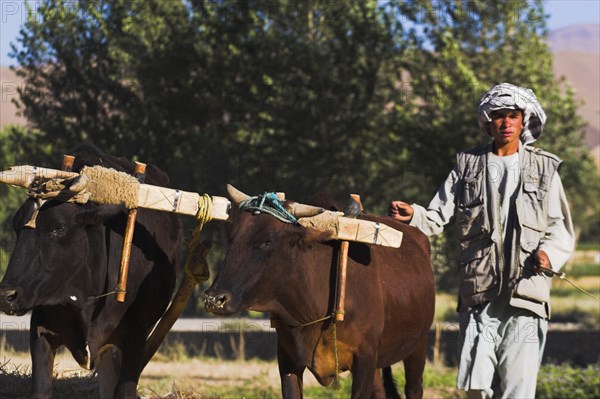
267, 243, 337, 328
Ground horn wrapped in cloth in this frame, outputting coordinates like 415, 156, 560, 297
0, 165, 78, 188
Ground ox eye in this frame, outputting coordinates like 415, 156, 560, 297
260, 240, 272, 250
48, 225, 65, 238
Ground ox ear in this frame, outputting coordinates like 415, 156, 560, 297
291, 227, 333, 250
75, 203, 125, 226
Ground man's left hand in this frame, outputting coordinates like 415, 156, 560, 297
533, 249, 551, 274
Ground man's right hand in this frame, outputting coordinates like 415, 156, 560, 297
388, 201, 414, 223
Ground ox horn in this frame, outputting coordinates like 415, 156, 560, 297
287, 202, 325, 218
0, 169, 32, 188
0, 165, 78, 189
226, 184, 250, 206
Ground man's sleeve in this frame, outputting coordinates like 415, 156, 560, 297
409, 165, 458, 236
538, 171, 575, 271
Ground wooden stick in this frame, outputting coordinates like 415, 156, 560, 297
335, 240, 350, 322
335, 194, 363, 322
116, 162, 147, 303
141, 240, 212, 369
433, 322, 442, 368
61, 155, 75, 172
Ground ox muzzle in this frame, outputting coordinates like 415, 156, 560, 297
203, 289, 235, 315
0, 286, 25, 316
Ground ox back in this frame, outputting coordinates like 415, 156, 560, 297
0, 144, 182, 399
205, 198, 435, 399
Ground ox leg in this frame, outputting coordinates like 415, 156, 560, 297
113, 340, 144, 399
30, 328, 61, 399
403, 335, 427, 399
277, 340, 304, 399
370, 368, 386, 399
350, 353, 378, 399
379, 366, 401, 399
97, 346, 122, 399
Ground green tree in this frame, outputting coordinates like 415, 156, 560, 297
12, 0, 416, 200
0, 126, 55, 275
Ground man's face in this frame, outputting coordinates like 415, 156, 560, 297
489, 109, 523, 149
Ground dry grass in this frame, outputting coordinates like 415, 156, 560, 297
0, 351, 305, 399
0, 354, 97, 399
0, 351, 462, 399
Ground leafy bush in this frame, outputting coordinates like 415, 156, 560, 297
537, 364, 600, 398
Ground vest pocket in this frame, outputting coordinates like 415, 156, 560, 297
514, 267, 551, 303
458, 171, 484, 208
456, 204, 488, 242
521, 182, 548, 231
459, 240, 495, 295
520, 183, 547, 251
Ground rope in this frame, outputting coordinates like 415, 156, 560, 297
296, 312, 342, 390
557, 273, 599, 300
332, 322, 341, 390
94, 290, 117, 299
239, 193, 297, 224
185, 194, 213, 284
298, 313, 333, 327
537, 265, 599, 300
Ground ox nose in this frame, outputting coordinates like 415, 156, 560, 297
0, 288, 18, 303
204, 290, 233, 313
0, 288, 19, 313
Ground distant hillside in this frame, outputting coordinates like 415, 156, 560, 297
550, 25, 600, 163
0, 67, 25, 128
553, 51, 600, 146
549, 24, 600, 53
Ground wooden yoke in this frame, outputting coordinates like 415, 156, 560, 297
335, 194, 363, 322
116, 162, 147, 303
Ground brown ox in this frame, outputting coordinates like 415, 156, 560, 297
204, 189, 435, 399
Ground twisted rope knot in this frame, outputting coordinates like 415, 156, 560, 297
239, 192, 297, 224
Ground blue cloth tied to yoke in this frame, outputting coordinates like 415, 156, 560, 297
239, 192, 297, 224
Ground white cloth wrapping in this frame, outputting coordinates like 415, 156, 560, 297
477, 83, 546, 145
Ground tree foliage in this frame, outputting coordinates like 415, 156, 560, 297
0, 126, 54, 275
6, 0, 598, 297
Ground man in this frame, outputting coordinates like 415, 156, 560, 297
388, 83, 575, 399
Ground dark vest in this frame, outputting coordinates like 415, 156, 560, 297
455, 143, 561, 317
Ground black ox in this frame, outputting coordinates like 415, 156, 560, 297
0, 145, 182, 399
205, 187, 435, 399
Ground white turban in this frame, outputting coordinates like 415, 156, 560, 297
477, 83, 546, 145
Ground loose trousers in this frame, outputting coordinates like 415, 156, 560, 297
457, 297, 547, 399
